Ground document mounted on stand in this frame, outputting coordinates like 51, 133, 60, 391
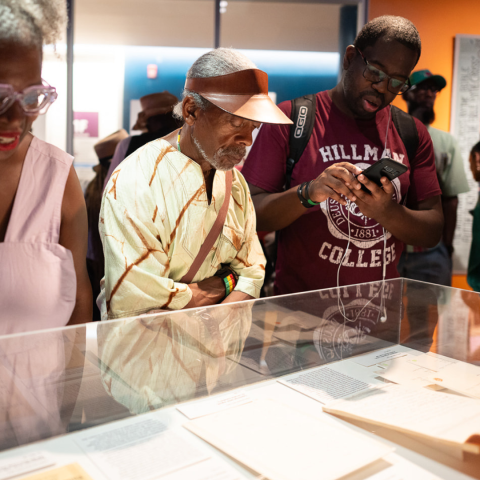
323, 383, 480, 454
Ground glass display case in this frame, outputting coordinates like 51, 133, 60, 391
1, 278, 479, 479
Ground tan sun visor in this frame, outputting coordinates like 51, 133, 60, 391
185, 69, 293, 125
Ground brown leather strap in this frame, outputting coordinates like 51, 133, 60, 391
180, 170, 233, 284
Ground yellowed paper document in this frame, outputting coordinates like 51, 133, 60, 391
324, 383, 480, 453
375, 354, 435, 387
19, 463, 93, 480
426, 361, 480, 399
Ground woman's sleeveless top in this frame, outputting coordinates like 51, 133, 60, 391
0, 137, 76, 335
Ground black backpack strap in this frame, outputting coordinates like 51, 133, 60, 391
390, 105, 419, 164
285, 94, 316, 190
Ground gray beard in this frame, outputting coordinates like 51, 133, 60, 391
192, 134, 225, 171
192, 133, 245, 172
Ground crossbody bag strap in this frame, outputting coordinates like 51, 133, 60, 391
180, 170, 233, 284
285, 93, 316, 190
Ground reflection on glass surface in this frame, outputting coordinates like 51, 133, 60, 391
1, 278, 480, 452
405, 283, 480, 363
97, 303, 252, 414
0, 328, 85, 450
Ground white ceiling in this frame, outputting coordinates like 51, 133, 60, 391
75, 0, 342, 51
221, 2, 340, 51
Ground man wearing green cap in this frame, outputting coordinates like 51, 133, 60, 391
400, 69, 469, 286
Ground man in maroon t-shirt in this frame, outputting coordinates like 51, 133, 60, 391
242, 15, 443, 296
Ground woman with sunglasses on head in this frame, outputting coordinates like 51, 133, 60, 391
0, 0, 92, 334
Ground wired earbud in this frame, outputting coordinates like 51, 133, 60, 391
336, 107, 393, 326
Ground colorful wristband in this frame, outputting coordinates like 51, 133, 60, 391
215, 266, 239, 298
223, 273, 236, 296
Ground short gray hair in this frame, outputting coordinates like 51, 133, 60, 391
0, 0, 67, 48
173, 48, 257, 120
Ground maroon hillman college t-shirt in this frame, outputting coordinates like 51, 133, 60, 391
242, 91, 441, 296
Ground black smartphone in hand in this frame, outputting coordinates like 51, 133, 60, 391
357, 157, 408, 193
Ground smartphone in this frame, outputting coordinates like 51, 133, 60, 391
357, 157, 408, 193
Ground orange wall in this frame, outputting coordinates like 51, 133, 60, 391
369, 0, 480, 133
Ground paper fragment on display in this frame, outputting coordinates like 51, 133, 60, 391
426, 361, 480, 399
375, 354, 436, 388
352, 348, 407, 367
407, 352, 456, 372
324, 383, 480, 452
17, 463, 93, 480
185, 398, 393, 480
0, 452, 55, 480
76, 418, 210, 480
177, 390, 252, 419
278, 361, 387, 405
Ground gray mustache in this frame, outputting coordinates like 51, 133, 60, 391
216, 145, 246, 159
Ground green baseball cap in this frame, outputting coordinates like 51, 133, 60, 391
409, 69, 447, 90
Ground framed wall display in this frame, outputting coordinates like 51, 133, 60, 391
450, 34, 480, 273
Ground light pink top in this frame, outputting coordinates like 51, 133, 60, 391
0, 137, 76, 335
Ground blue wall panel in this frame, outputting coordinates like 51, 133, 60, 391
123, 46, 339, 130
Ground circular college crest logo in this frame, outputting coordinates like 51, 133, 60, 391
320, 162, 402, 249
313, 298, 382, 362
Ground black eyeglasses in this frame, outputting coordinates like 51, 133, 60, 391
356, 48, 411, 95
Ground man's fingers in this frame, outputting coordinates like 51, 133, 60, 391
328, 165, 362, 190
381, 176, 395, 195
335, 162, 363, 176
311, 172, 358, 204
356, 174, 382, 196
327, 177, 357, 202
324, 186, 348, 206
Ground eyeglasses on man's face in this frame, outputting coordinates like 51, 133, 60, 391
0, 80, 57, 116
356, 48, 411, 95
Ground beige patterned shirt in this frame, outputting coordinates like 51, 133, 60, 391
98, 304, 252, 413
100, 139, 266, 319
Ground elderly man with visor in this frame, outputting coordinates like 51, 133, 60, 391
99, 48, 292, 319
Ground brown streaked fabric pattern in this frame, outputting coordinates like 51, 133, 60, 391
99, 139, 266, 319
97, 303, 252, 413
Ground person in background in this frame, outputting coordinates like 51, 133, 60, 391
104, 91, 180, 187
0, 0, 92, 334
399, 69, 470, 286
242, 15, 443, 296
100, 48, 292, 319
85, 129, 128, 320
467, 141, 480, 292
